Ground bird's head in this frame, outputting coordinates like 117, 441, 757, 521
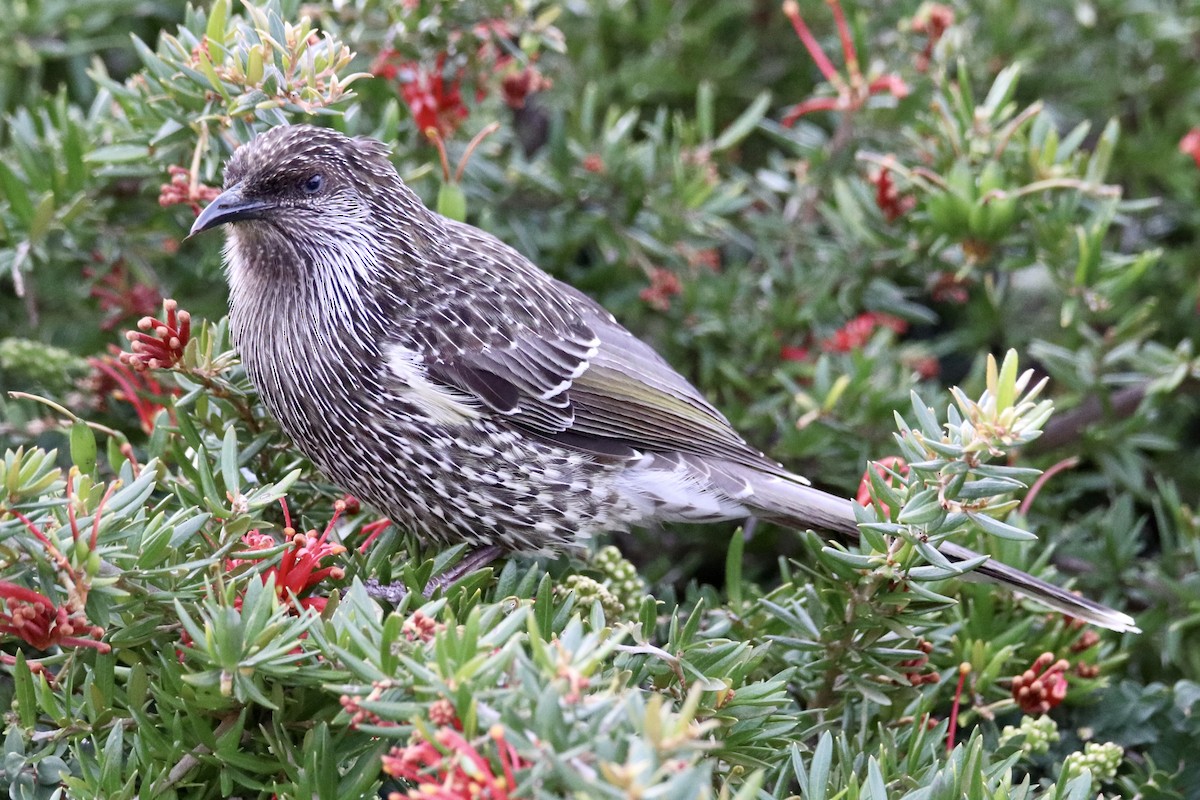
190, 125, 398, 238
188, 125, 417, 263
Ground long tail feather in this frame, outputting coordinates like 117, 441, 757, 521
745, 474, 1140, 633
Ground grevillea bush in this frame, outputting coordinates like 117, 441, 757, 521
2, 1, 1199, 798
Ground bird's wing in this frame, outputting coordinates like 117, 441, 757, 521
380, 219, 785, 471
427, 319, 599, 435
409, 278, 783, 472
559, 313, 782, 469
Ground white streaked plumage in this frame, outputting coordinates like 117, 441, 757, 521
196, 125, 1138, 633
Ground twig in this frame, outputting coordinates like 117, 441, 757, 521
136, 713, 240, 799
1024, 384, 1147, 455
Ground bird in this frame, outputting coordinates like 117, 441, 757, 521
188, 124, 1137, 633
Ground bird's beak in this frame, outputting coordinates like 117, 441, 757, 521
188, 185, 273, 238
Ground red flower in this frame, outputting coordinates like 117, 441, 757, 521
357, 518, 392, 553
381, 725, 528, 800
341, 494, 362, 515
121, 299, 191, 372
226, 530, 279, 572
228, 500, 347, 612
376, 51, 470, 139
904, 353, 940, 380
428, 698, 461, 728
780, 0, 909, 125
870, 165, 915, 222
500, 66, 550, 109
86, 261, 162, 331
856, 455, 910, 514
1070, 629, 1100, 654
158, 164, 222, 216
88, 346, 175, 433
402, 610, 444, 643
821, 312, 907, 353
1012, 652, 1070, 714
780, 344, 812, 362
639, 268, 682, 311
929, 271, 970, 305
0, 582, 109, 653
898, 638, 938, 686
272, 527, 346, 611
581, 154, 605, 173
911, 3, 954, 72
1179, 127, 1200, 168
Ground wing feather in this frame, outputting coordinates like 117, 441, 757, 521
383, 219, 789, 476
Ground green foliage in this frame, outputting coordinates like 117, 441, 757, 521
2, 0, 1199, 797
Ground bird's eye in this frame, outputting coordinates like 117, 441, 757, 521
302, 173, 324, 194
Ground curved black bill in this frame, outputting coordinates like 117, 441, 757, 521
188, 186, 272, 237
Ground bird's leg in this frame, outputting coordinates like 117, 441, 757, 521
362, 577, 409, 604
742, 517, 759, 540
362, 545, 505, 603
422, 545, 504, 596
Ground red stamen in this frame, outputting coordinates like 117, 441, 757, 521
946, 662, 970, 753
782, 1, 847, 89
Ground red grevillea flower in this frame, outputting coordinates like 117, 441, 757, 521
121, 299, 191, 372
500, 66, 550, 109
381, 725, 528, 800
229, 500, 348, 612
0, 582, 109, 653
357, 518, 393, 553
870, 165, 916, 222
929, 271, 970, 305
856, 456, 910, 514
159, 164, 222, 215
1179, 127, 1200, 168
780, 0, 909, 125
911, 3, 954, 73
639, 268, 682, 311
402, 610, 444, 643
86, 261, 163, 331
1012, 652, 1070, 714
780, 344, 812, 362
88, 346, 175, 433
821, 312, 907, 353
898, 638, 939, 686
374, 51, 470, 139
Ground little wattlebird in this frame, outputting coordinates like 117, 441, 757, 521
188, 124, 1137, 633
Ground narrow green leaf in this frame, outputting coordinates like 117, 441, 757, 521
713, 90, 770, 152
725, 527, 744, 607
696, 80, 714, 142
206, 0, 230, 46
28, 192, 56, 242
0, 160, 34, 223
909, 391, 941, 436
221, 425, 240, 496
808, 731, 832, 800
13, 651, 38, 728
982, 63, 1022, 117
968, 511, 1038, 541
862, 757, 888, 799
1086, 117, 1119, 183
70, 420, 97, 476
86, 144, 151, 164
996, 350, 1019, 410
194, 446, 226, 515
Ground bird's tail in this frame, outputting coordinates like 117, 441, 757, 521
742, 472, 1140, 633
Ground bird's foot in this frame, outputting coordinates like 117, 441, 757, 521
362, 577, 409, 604
363, 545, 505, 602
